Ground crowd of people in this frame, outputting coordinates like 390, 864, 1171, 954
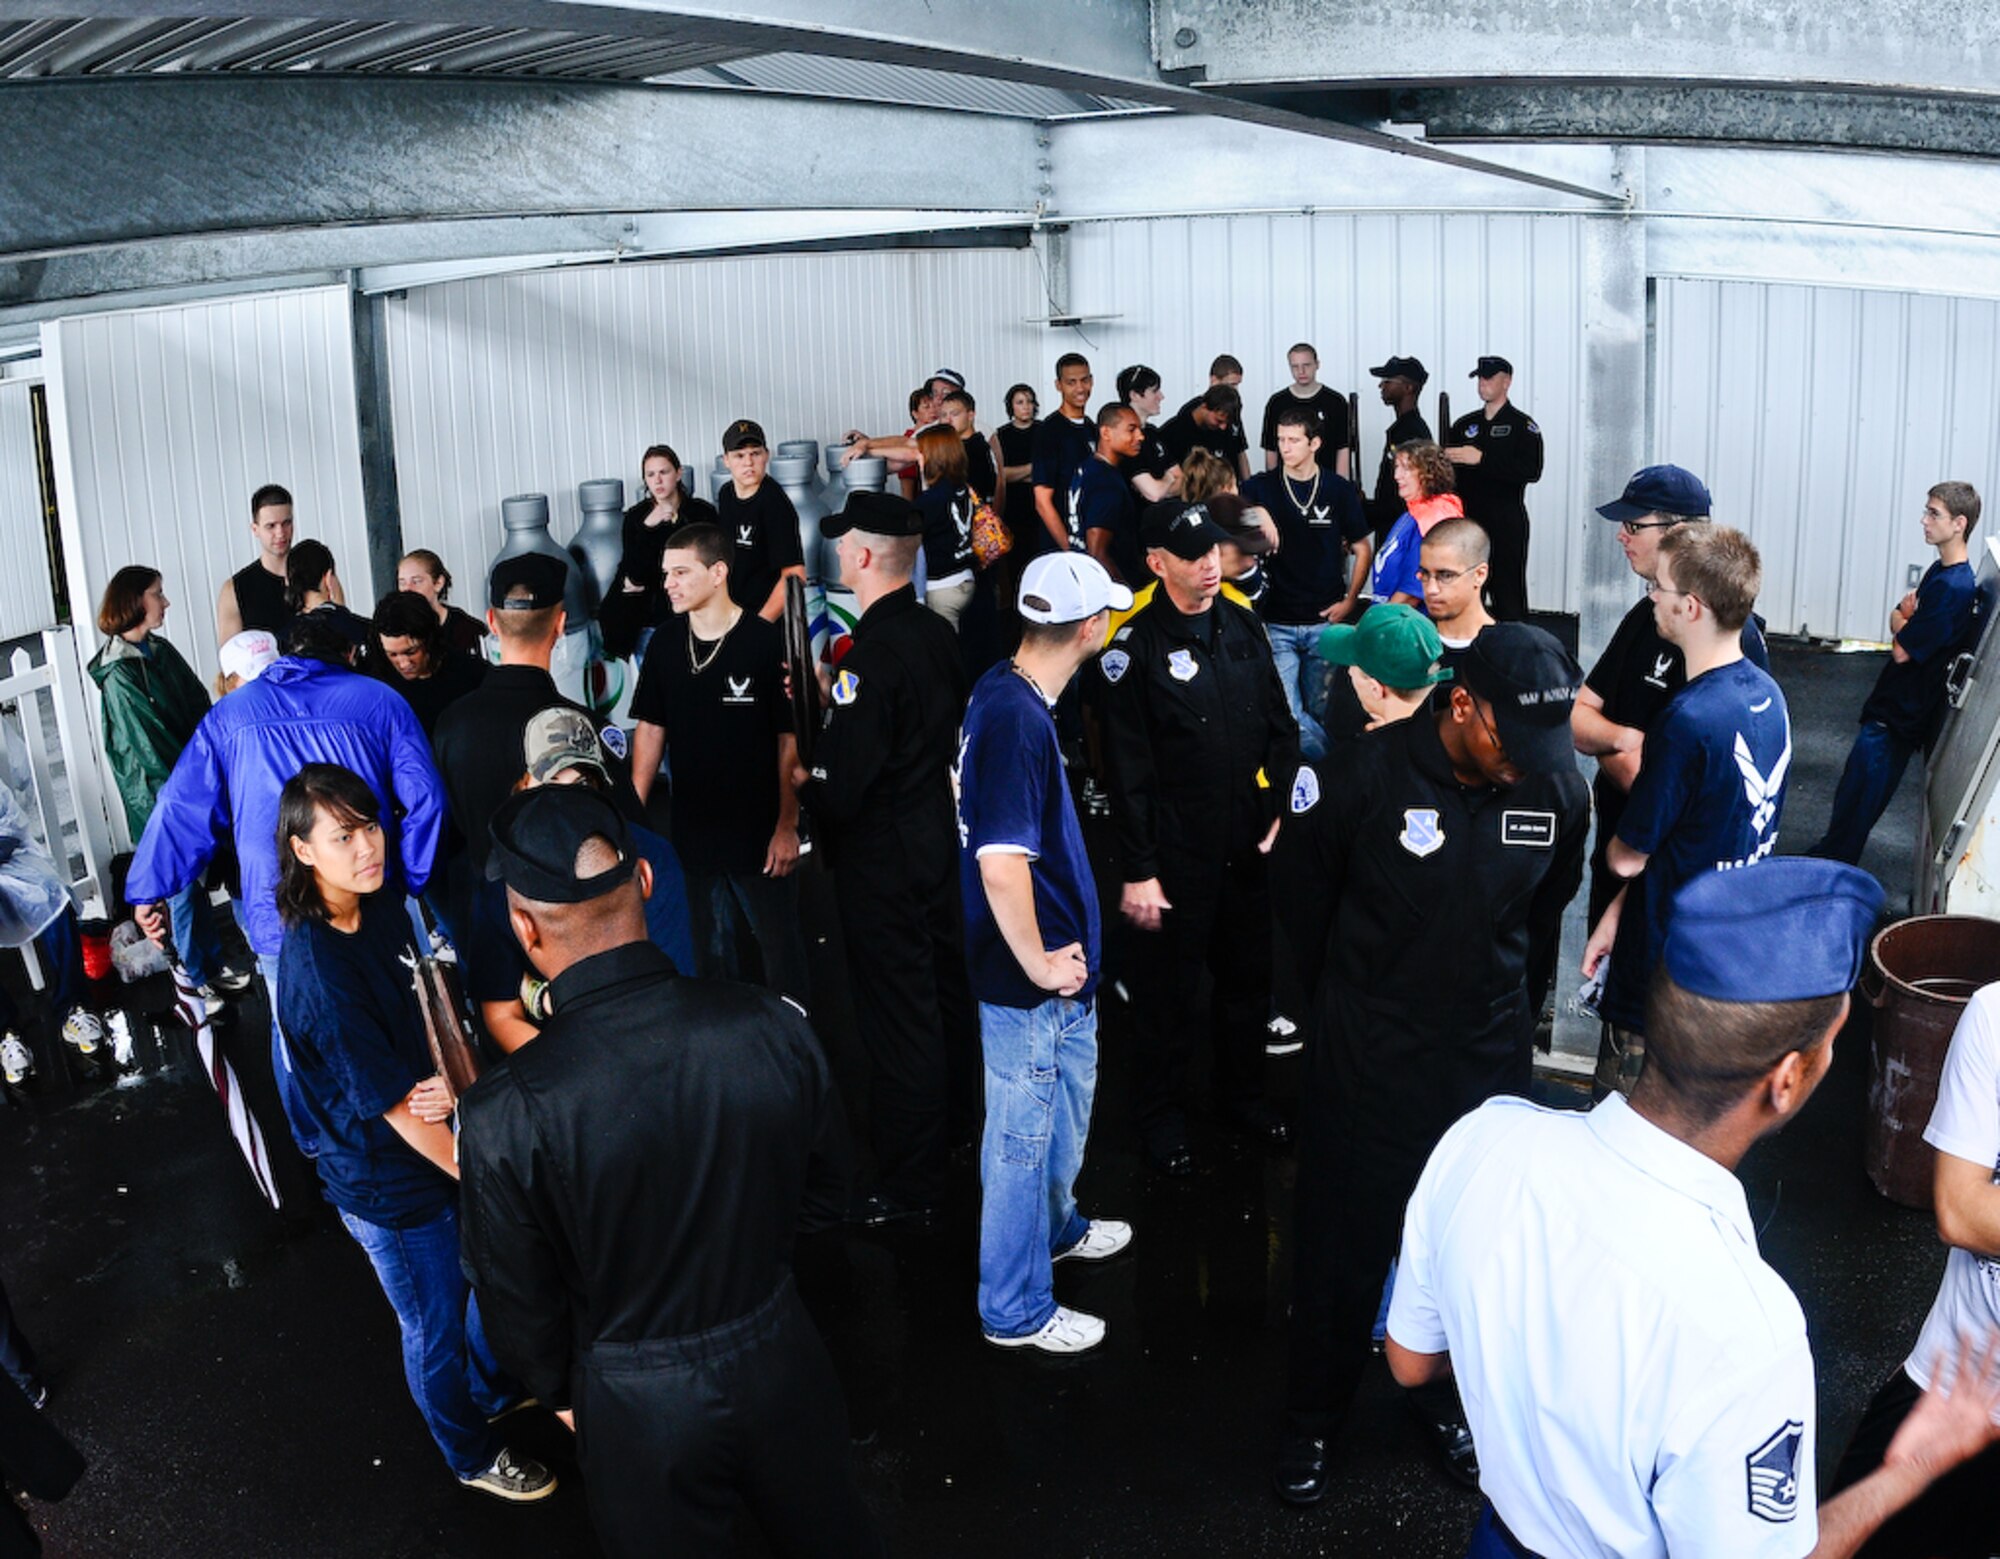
0, 342, 1995, 1558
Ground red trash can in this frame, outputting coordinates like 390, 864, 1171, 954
1860, 915, 2000, 1208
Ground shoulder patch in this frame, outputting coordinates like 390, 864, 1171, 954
1290, 765, 1320, 814
1111, 624, 1134, 643
1100, 649, 1131, 685
598, 724, 628, 761
1527, 420, 1540, 434
1746, 1421, 1804, 1524
831, 669, 861, 707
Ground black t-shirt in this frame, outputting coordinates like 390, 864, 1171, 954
1071, 456, 1140, 584
1372, 408, 1434, 533
1240, 467, 1369, 624
995, 420, 1039, 533
1125, 421, 1173, 495
372, 647, 486, 737
618, 494, 720, 597
714, 481, 804, 615
962, 433, 999, 503
232, 561, 292, 638
915, 482, 976, 582
1260, 386, 1350, 469
630, 612, 794, 875
1161, 399, 1247, 470
1029, 415, 1096, 556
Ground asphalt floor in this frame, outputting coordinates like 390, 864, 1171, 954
0, 637, 1952, 1557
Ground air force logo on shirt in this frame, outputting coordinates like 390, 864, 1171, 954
722, 675, 756, 705
1398, 807, 1444, 858
1746, 1420, 1804, 1523
1734, 730, 1793, 838
737, 524, 756, 548
831, 669, 861, 707
1290, 766, 1321, 814
1101, 649, 1132, 685
1167, 649, 1199, 683
598, 724, 628, 761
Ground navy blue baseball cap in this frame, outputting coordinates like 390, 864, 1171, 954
1664, 859, 1884, 1003
1596, 465, 1713, 525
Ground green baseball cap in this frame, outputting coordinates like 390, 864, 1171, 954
1317, 604, 1450, 689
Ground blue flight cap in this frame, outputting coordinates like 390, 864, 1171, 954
1663, 859, 1884, 1003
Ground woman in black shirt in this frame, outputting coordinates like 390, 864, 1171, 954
915, 427, 976, 629
608, 444, 718, 660
367, 592, 487, 736
285, 541, 370, 660
396, 549, 488, 657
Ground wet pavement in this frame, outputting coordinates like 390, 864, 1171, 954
0, 639, 1950, 1557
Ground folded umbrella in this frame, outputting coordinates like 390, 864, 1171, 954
171, 958, 282, 1210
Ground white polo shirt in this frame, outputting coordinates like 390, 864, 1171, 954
1387, 1094, 1818, 1559
1906, 984, 2000, 1391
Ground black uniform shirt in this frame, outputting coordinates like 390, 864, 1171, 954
1260, 386, 1351, 470
1444, 402, 1545, 521
807, 583, 968, 869
1279, 713, 1589, 1022
1371, 408, 1434, 532
430, 664, 640, 871
1161, 400, 1247, 472
458, 942, 839, 1406
714, 480, 805, 616
1096, 588, 1299, 882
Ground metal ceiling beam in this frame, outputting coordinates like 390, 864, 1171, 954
1153, 0, 2000, 101
0, 0, 1625, 203
0, 74, 1040, 269
1401, 86, 2000, 160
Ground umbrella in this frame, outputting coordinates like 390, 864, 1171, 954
172, 958, 282, 1210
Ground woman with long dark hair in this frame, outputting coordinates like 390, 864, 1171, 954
606, 444, 720, 661
285, 540, 369, 658
86, 566, 244, 1008
274, 763, 554, 1503
367, 592, 486, 737
395, 550, 488, 657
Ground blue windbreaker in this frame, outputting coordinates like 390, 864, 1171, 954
127, 657, 445, 958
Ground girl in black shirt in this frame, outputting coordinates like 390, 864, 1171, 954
915, 426, 976, 630
608, 444, 719, 660
396, 549, 488, 656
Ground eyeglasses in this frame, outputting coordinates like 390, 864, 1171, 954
1415, 567, 1469, 586
1620, 517, 1680, 535
1643, 579, 1698, 602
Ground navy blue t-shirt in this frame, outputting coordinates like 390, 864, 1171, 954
1602, 658, 1793, 1032
956, 664, 1101, 1008
1029, 415, 1096, 557
1241, 467, 1368, 624
278, 893, 454, 1228
1071, 456, 1140, 582
462, 821, 694, 1005
1862, 558, 1977, 744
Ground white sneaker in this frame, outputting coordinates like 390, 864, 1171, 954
60, 1010, 102, 1055
106, 1011, 136, 1067
1055, 1219, 1134, 1263
0, 1035, 31, 1085
1266, 1013, 1303, 1056
985, 1304, 1106, 1355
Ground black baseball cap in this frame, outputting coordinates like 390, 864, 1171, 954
1459, 624, 1582, 776
1595, 465, 1713, 525
1142, 500, 1228, 560
1470, 355, 1514, 378
489, 553, 566, 611
487, 785, 635, 902
1205, 493, 1272, 556
722, 418, 767, 452
822, 489, 923, 539
1369, 355, 1429, 385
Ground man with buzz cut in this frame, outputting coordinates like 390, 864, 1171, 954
1808, 481, 1981, 867
1031, 354, 1097, 557
959, 551, 1136, 1356
1584, 524, 1790, 1100
1419, 517, 1495, 684
1261, 343, 1351, 478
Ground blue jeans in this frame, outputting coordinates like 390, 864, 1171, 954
977, 996, 1097, 1338
1813, 720, 1916, 866
167, 882, 224, 989
337, 1203, 511, 1478
687, 870, 811, 1005
1266, 620, 1331, 760
256, 951, 319, 1158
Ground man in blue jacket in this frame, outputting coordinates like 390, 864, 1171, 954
131, 615, 446, 1160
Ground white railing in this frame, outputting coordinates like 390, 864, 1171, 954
0, 627, 117, 921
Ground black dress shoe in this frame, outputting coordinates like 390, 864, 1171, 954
845, 1193, 936, 1229
1146, 1140, 1195, 1177
1419, 1413, 1480, 1489
1272, 1433, 1329, 1506
1223, 1103, 1293, 1151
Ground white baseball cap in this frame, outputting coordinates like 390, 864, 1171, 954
218, 629, 279, 684
1018, 552, 1134, 624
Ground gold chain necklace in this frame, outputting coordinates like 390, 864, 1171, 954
687, 611, 738, 674
1284, 465, 1321, 516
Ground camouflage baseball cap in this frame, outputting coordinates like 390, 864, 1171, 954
523, 705, 609, 787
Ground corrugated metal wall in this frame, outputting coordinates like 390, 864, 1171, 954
382, 248, 1047, 586
1064, 213, 1589, 611
0, 382, 56, 640
41, 286, 371, 682
1655, 276, 2000, 642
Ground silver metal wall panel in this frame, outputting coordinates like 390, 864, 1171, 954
0, 381, 55, 639
382, 248, 1045, 586
41, 286, 370, 682
1063, 212, 1590, 611
1655, 277, 2000, 642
